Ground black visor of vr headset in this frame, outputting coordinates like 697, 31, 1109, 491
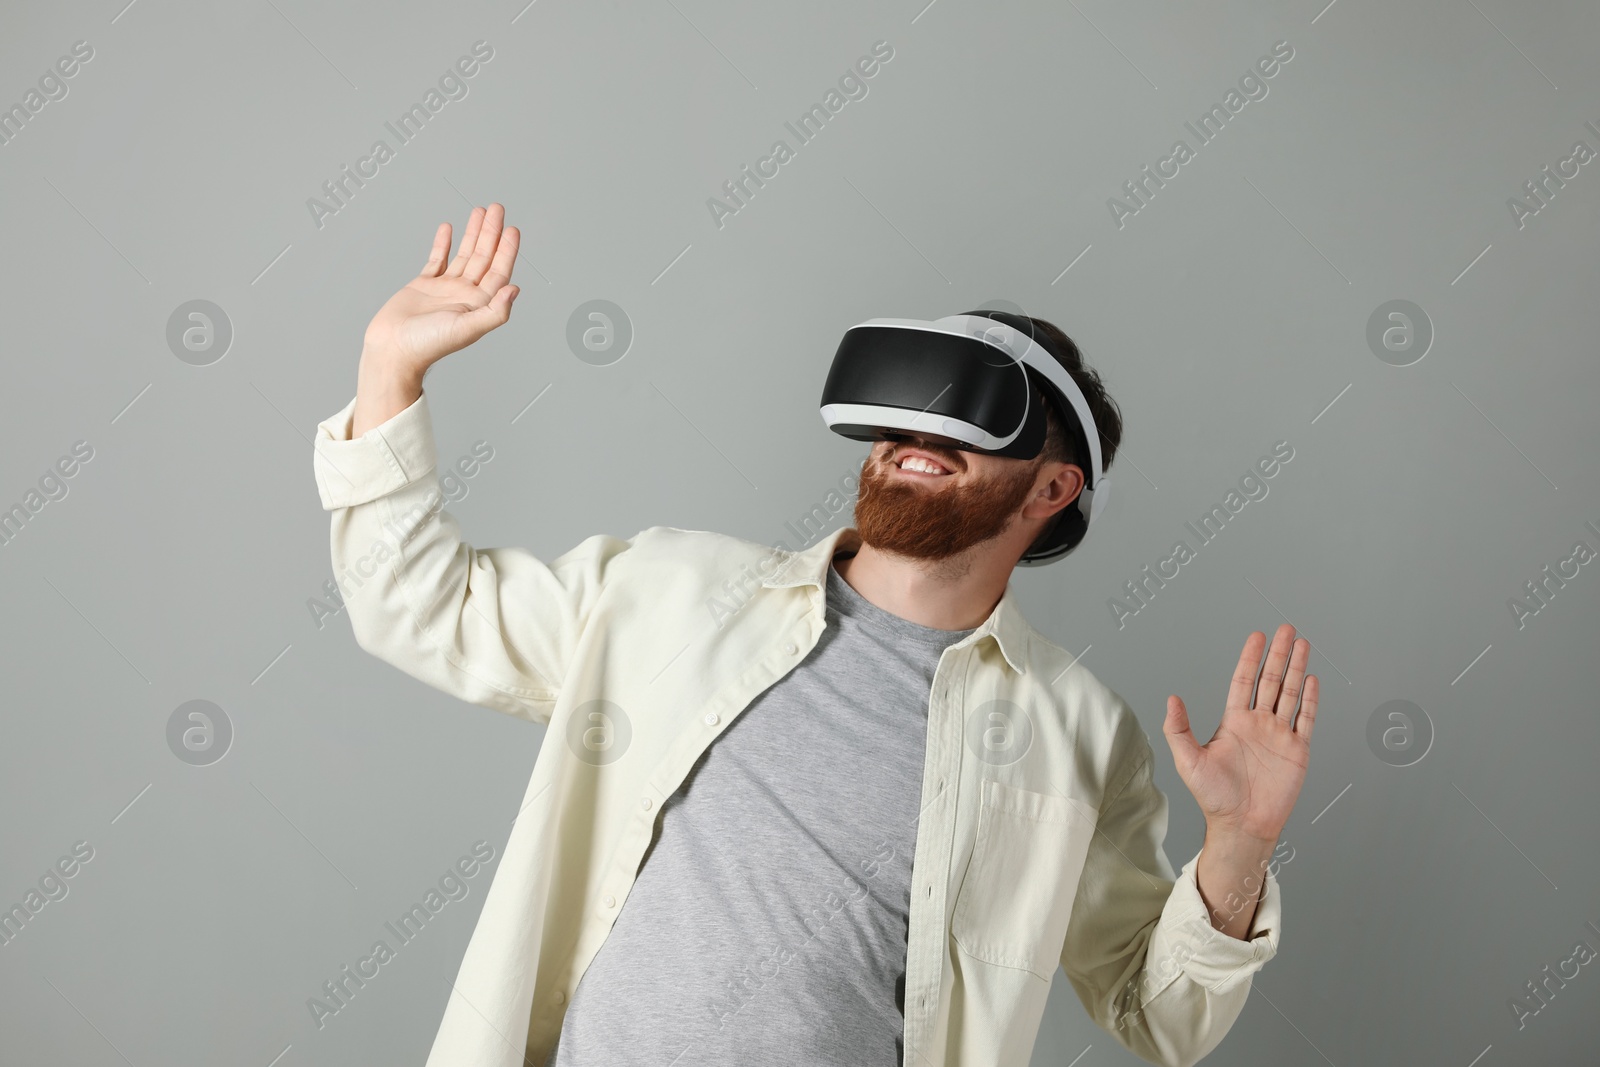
818, 311, 1110, 565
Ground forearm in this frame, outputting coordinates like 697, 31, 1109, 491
1062, 735, 1284, 1067
313, 388, 567, 722
1194, 827, 1276, 940
352, 347, 424, 438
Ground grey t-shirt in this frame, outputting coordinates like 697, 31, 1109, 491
544, 558, 976, 1066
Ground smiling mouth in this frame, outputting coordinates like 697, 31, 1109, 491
892, 454, 955, 477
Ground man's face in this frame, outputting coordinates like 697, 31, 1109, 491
852, 434, 1047, 561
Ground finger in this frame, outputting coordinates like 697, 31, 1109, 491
1225, 631, 1268, 714
444, 206, 486, 277
1253, 623, 1296, 712
462, 202, 505, 285
479, 224, 520, 294
419, 222, 452, 277
1164, 697, 1203, 771
1292, 674, 1319, 741
1276, 637, 1310, 717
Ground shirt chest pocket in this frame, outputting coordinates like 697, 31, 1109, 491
951, 778, 1098, 982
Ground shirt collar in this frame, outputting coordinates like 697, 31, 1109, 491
760, 526, 1031, 675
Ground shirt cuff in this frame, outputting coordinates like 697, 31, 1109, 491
1142, 848, 1282, 998
312, 391, 437, 511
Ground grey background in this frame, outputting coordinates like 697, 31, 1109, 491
1, 0, 1597, 1064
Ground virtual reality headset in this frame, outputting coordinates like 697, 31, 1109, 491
819, 311, 1110, 565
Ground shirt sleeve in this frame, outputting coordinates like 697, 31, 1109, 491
312, 390, 635, 725
1058, 724, 1282, 1067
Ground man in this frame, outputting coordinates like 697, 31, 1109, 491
312, 203, 1319, 1067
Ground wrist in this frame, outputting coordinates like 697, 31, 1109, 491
1203, 821, 1279, 854
353, 351, 425, 438
359, 346, 424, 383
1194, 827, 1279, 938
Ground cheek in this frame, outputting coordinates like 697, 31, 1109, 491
967, 457, 1012, 481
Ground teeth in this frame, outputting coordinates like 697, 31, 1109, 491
899, 456, 949, 474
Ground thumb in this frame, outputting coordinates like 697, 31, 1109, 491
1162, 694, 1205, 772
454, 285, 519, 345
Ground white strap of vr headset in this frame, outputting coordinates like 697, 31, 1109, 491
934, 315, 1111, 523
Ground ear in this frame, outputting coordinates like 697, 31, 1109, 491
1022, 461, 1084, 521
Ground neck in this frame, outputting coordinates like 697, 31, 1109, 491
832, 534, 1012, 631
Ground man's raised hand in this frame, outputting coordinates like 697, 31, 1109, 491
361, 202, 523, 376
351, 203, 522, 437
1162, 623, 1319, 845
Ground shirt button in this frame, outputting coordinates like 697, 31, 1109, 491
554, 991, 565, 1004
640, 797, 652, 810
784, 642, 798, 655
603, 894, 616, 908
704, 712, 719, 725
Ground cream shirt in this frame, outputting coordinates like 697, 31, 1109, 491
312, 390, 1281, 1067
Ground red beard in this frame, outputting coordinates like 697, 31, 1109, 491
852, 448, 1040, 560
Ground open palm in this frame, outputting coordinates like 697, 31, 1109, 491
1163, 623, 1319, 843
362, 202, 523, 372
